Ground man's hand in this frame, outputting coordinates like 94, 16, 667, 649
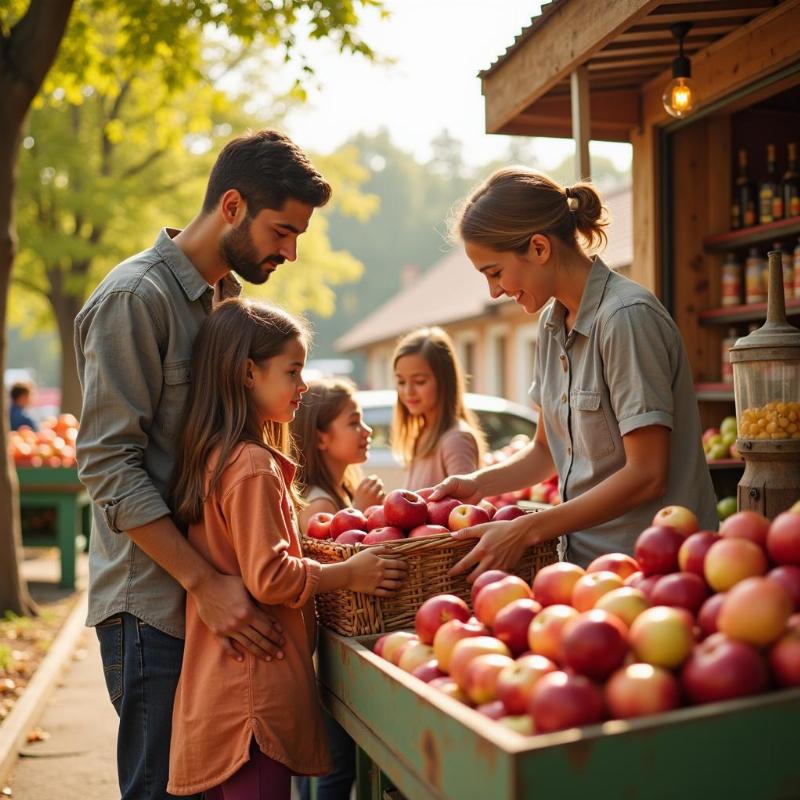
192, 571, 286, 662
448, 517, 539, 581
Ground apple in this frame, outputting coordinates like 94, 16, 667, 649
767, 565, 800, 610
428, 677, 470, 704
365, 506, 387, 531
449, 636, 511, 689
306, 512, 334, 540
527, 604, 579, 663
594, 587, 649, 628
529, 671, 605, 733
496, 654, 557, 715
470, 569, 510, 607
767, 511, 800, 566
416, 488, 435, 501
652, 505, 700, 537
411, 659, 447, 683
448, 504, 491, 531
560, 609, 629, 680
432, 618, 488, 671
571, 570, 624, 612
702, 427, 720, 445
373, 634, 389, 658
477, 499, 498, 516
492, 598, 542, 656
650, 572, 709, 614
334, 529, 367, 546
474, 700, 507, 720
532, 562, 586, 607
474, 576, 533, 627
415, 594, 471, 644
681, 633, 769, 704
586, 553, 640, 581
605, 663, 681, 719
362, 526, 405, 545
330, 507, 368, 539
635, 526, 685, 576
381, 631, 419, 665
629, 606, 695, 669
498, 715, 535, 736
383, 489, 428, 530
408, 524, 450, 539
427, 497, 462, 528
769, 628, 800, 687
717, 576, 792, 648
678, 531, 720, 576
493, 505, 527, 522
464, 652, 515, 704
697, 592, 726, 639
704, 537, 768, 591
719, 510, 770, 547
398, 641, 435, 673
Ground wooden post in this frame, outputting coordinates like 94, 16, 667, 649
571, 65, 591, 180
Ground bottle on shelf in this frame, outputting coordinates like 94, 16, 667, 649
794, 237, 800, 301
721, 253, 742, 307
721, 327, 738, 385
758, 143, 781, 224
783, 142, 800, 219
745, 247, 767, 304
772, 241, 793, 300
732, 148, 756, 229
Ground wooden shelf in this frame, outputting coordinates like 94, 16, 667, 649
703, 216, 800, 252
695, 382, 735, 402
698, 299, 800, 326
707, 459, 745, 470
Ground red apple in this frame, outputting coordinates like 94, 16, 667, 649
681, 633, 768, 704
769, 628, 800, 687
560, 609, 629, 680
330, 507, 368, 538
624, 572, 662, 602
717, 576, 792, 648
334, 529, 367, 546
767, 565, 800, 610
373, 634, 389, 657
496, 654, 557, 715
595, 587, 649, 627
428, 677, 470, 704
571, 570, 624, 612
532, 562, 586, 607
398, 641, 435, 673
411, 659, 447, 683
527, 604, 578, 663
448, 504, 491, 531
433, 618, 488, 672
586, 553, 640, 581
652, 505, 700, 538
477, 499, 498, 516
449, 636, 511, 689
427, 497, 462, 527
415, 594, 471, 644
719, 510, 770, 547
362, 526, 405, 545
678, 531, 720, 576
605, 663, 681, 719
492, 505, 527, 522
474, 576, 533, 627
383, 489, 428, 530
492, 598, 542, 656
635, 526, 685, 576
470, 569, 510, 607
529, 671, 605, 733
365, 506, 387, 531
474, 700, 507, 720
697, 592, 726, 639
704, 537, 768, 591
381, 631, 419, 665
306, 512, 334, 540
629, 606, 695, 669
650, 572, 709, 614
464, 652, 515, 704
767, 511, 800, 566
408, 524, 449, 539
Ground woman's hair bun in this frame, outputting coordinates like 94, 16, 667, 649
567, 183, 608, 249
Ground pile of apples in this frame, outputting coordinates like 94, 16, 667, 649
703, 415, 741, 462
305, 488, 532, 546
372, 503, 800, 736
9, 414, 79, 468
482, 435, 561, 507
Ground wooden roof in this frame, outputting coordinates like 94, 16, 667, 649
480, 0, 784, 141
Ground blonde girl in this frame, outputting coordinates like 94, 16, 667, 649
391, 326, 486, 491
167, 299, 406, 799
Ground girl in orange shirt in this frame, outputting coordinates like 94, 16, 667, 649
168, 299, 406, 799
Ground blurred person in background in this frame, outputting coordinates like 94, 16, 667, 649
9, 381, 37, 431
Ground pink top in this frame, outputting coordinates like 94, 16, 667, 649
405, 421, 480, 491
168, 442, 331, 795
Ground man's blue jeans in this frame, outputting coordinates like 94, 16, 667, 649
96, 612, 200, 800
297, 709, 355, 800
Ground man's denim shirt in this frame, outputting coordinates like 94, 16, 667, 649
74, 228, 240, 637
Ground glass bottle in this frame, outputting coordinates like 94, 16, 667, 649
721, 253, 742, 307
732, 148, 756, 229
759, 144, 781, 224
745, 247, 767, 304
794, 237, 800, 301
783, 142, 800, 219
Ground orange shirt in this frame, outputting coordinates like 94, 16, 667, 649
168, 442, 331, 796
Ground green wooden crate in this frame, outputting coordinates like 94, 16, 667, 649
318, 628, 800, 800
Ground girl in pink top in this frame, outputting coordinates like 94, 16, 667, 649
392, 326, 486, 491
168, 299, 407, 799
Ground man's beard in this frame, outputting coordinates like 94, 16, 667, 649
221, 221, 284, 285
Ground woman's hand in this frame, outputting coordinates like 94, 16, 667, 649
427, 473, 481, 504
347, 547, 408, 596
353, 475, 385, 510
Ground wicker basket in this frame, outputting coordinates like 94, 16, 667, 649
303, 529, 558, 637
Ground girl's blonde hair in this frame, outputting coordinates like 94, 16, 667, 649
390, 326, 486, 464
290, 378, 362, 510
170, 298, 310, 525
454, 167, 609, 253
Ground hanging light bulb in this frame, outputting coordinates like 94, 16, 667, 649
662, 22, 697, 119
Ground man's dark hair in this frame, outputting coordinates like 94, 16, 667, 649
10, 382, 32, 402
202, 130, 332, 215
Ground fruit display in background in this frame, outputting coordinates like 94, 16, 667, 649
716, 496, 737, 522
9, 414, 79, 468
702, 416, 741, 462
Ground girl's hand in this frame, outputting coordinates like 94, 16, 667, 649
347, 547, 408, 596
353, 475, 385, 510
427, 474, 481, 504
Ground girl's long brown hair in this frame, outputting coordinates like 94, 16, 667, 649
390, 326, 486, 465
290, 378, 362, 510
170, 298, 310, 525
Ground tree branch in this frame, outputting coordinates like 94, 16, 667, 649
120, 149, 167, 180
11, 274, 49, 297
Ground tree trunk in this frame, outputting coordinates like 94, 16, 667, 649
52, 291, 84, 417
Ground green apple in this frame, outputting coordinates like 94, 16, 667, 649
720, 416, 738, 436
721, 431, 737, 448
717, 496, 737, 521
708, 443, 730, 461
